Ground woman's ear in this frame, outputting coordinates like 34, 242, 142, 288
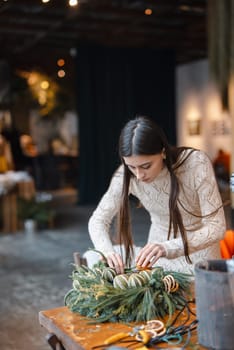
162, 148, 166, 160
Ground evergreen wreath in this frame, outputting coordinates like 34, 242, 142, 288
64, 256, 193, 323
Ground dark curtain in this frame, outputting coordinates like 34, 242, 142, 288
207, 0, 234, 109
76, 46, 175, 204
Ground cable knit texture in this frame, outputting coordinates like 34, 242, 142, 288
88, 150, 226, 273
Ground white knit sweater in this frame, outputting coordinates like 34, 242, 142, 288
88, 150, 226, 273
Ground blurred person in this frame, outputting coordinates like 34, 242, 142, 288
213, 148, 230, 183
1, 124, 27, 171
0, 134, 13, 172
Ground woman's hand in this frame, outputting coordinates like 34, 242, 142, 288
136, 243, 166, 268
106, 252, 125, 274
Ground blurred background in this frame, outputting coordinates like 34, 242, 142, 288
0, 1, 234, 349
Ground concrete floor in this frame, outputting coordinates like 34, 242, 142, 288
0, 189, 151, 350
0, 187, 231, 350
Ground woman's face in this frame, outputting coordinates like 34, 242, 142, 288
123, 153, 164, 183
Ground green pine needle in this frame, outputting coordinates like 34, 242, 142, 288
65, 264, 193, 323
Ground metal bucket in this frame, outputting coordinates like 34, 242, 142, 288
194, 260, 234, 350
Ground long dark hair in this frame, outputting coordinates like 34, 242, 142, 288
117, 115, 195, 267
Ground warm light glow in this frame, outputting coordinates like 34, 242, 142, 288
187, 109, 201, 121
38, 90, 47, 105
42, 0, 50, 3
57, 58, 65, 67
57, 69, 66, 78
69, 0, 78, 6
206, 96, 222, 121
27, 73, 38, 85
18, 69, 59, 116
145, 8, 152, 15
40, 80, 50, 90
179, 5, 190, 11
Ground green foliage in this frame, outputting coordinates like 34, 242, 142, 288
17, 197, 55, 224
64, 264, 193, 323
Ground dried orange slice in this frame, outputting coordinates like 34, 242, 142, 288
136, 264, 152, 271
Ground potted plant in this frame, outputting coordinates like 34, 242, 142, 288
17, 196, 55, 232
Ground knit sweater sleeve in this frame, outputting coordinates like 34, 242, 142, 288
162, 151, 226, 259
88, 166, 123, 256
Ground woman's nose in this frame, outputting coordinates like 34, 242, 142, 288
136, 168, 144, 180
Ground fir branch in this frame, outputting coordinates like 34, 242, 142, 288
65, 264, 193, 323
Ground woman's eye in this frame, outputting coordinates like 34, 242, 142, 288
127, 164, 150, 170
141, 164, 150, 170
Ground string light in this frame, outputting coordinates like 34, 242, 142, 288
57, 58, 65, 67
40, 80, 50, 90
179, 5, 190, 11
41, 0, 79, 6
57, 70, 66, 78
69, 0, 78, 6
145, 8, 152, 15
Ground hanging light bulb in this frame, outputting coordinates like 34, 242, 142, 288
57, 58, 65, 67
69, 0, 78, 6
58, 69, 66, 78
145, 8, 152, 15
40, 80, 50, 90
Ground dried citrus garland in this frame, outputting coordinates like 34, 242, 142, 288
64, 258, 193, 323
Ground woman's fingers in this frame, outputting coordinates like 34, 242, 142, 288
136, 243, 166, 267
106, 252, 124, 274
105, 244, 165, 273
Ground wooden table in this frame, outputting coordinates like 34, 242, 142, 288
39, 305, 207, 350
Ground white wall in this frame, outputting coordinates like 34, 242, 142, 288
176, 59, 231, 161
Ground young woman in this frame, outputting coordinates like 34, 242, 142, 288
86, 115, 226, 274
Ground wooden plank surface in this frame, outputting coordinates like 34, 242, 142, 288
39, 306, 206, 350
2, 191, 18, 233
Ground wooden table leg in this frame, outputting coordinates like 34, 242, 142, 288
46, 333, 66, 350
2, 192, 18, 233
